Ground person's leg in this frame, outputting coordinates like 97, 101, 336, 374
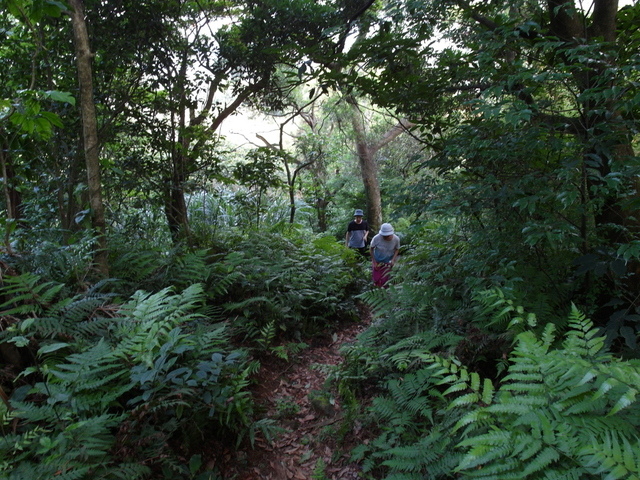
372, 264, 383, 286
379, 264, 391, 287
373, 263, 391, 287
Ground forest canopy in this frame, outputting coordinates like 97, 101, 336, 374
1, 0, 640, 478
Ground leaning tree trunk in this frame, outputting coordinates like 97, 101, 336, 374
69, 0, 109, 277
346, 96, 382, 232
345, 95, 415, 233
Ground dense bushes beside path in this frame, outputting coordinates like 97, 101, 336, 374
0, 227, 364, 479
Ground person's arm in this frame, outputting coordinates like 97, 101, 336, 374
390, 248, 399, 266
370, 240, 377, 268
390, 238, 400, 265
345, 231, 350, 246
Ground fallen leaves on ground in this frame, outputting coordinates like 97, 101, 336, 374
216, 309, 371, 479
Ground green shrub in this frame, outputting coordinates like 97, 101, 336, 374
351, 306, 640, 480
220, 230, 361, 344
0, 280, 258, 480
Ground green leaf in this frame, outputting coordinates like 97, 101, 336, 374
44, 90, 76, 106
38, 342, 70, 355
481, 378, 494, 404
40, 111, 64, 128
189, 454, 202, 475
608, 388, 637, 416
8, 336, 30, 348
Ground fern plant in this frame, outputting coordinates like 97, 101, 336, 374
351, 306, 640, 480
350, 365, 464, 479
0, 272, 68, 317
0, 280, 259, 480
438, 306, 640, 480
6, 235, 98, 288
108, 244, 225, 297
220, 230, 360, 347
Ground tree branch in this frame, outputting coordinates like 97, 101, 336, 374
371, 119, 416, 155
256, 133, 278, 150
454, 0, 499, 30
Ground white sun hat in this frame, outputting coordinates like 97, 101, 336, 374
379, 223, 394, 235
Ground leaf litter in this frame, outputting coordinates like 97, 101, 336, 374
216, 306, 372, 479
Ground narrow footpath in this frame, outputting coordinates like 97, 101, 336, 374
218, 305, 372, 479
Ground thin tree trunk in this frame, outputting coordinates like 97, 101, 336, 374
60, 148, 85, 238
0, 141, 20, 254
164, 166, 190, 244
316, 198, 329, 232
0, 141, 22, 223
69, 0, 109, 277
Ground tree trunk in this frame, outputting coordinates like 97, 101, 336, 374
0, 140, 22, 254
288, 181, 296, 224
346, 96, 382, 232
345, 95, 415, 233
60, 148, 86, 238
164, 158, 190, 244
548, 1, 637, 240
69, 0, 109, 277
545, 0, 640, 310
316, 197, 329, 232
0, 141, 23, 223
161, 54, 268, 243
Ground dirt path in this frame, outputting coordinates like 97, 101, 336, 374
218, 306, 371, 479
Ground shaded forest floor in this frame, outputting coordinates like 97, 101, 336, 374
218, 302, 373, 479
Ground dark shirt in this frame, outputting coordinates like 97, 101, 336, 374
347, 220, 369, 248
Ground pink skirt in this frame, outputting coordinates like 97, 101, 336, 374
373, 263, 392, 287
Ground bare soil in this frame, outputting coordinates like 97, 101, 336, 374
216, 305, 372, 479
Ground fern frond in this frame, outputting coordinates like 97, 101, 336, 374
107, 463, 152, 480
457, 428, 514, 466
450, 309, 640, 480
114, 284, 205, 364
520, 446, 561, 476
0, 272, 67, 316
24, 292, 115, 340
543, 468, 583, 480
449, 392, 481, 408
579, 430, 640, 479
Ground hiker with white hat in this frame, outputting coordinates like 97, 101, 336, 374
345, 209, 370, 256
369, 223, 400, 287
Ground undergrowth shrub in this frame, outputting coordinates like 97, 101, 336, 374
349, 305, 640, 480
3, 233, 98, 291
348, 222, 480, 359
347, 218, 575, 384
0, 279, 262, 480
336, 326, 461, 396
219, 229, 362, 345
108, 238, 222, 296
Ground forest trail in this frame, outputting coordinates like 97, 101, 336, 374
218, 303, 372, 479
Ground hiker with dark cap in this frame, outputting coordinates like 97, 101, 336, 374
345, 209, 369, 256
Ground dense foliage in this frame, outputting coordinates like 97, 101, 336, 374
1, 0, 640, 478
0, 228, 361, 479
348, 307, 640, 479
